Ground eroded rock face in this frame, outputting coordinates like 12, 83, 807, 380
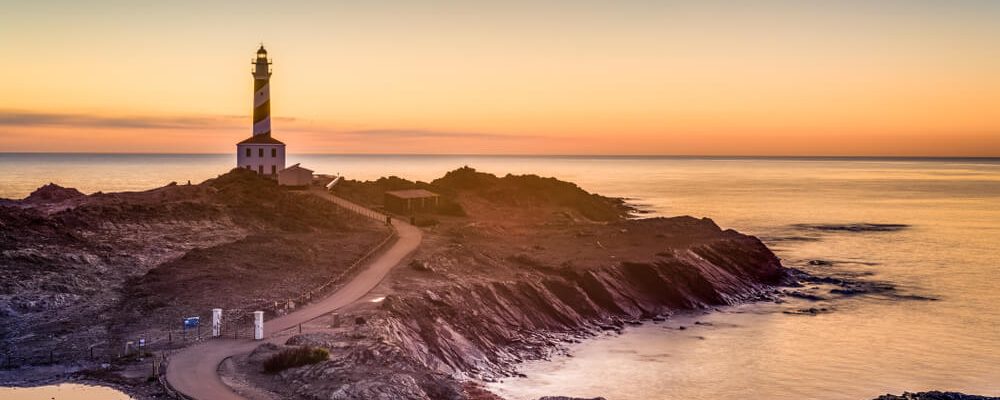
377, 234, 783, 379
272, 217, 789, 399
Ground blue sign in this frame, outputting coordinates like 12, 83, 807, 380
183, 316, 200, 329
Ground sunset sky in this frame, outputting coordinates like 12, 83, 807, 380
1, 1, 998, 156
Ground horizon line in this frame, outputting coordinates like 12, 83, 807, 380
2, 151, 1000, 161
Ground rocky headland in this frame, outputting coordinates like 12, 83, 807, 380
4, 167, 986, 400
233, 167, 792, 399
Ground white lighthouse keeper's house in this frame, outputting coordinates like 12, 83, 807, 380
237, 45, 286, 176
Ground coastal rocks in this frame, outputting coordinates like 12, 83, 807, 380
0, 183, 87, 210
874, 392, 1000, 400
793, 223, 910, 233
538, 397, 608, 400
23, 183, 85, 204
275, 337, 465, 400
786, 267, 938, 304
274, 219, 791, 399
783, 289, 827, 301
783, 307, 833, 316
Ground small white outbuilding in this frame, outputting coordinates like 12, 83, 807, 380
278, 163, 314, 187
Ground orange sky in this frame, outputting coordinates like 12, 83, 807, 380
1, 1, 999, 156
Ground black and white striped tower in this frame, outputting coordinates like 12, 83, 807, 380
236, 45, 285, 175
252, 45, 272, 136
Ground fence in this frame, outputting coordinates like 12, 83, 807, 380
330, 195, 393, 223
1, 194, 396, 370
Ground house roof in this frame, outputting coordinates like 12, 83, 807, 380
385, 189, 440, 199
237, 134, 285, 145
279, 163, 313, 174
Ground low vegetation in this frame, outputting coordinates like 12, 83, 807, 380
262, 346, 330, 374
432, 166, 629, 221
332, 166, 631, 221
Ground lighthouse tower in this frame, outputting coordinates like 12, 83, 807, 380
236, 45, 286, 176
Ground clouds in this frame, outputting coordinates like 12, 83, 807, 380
0, 112, 534, 142
0, 110, 532, 141
340, 129, 536, 140
0, 110, 248, 130
0, 109, 547, 153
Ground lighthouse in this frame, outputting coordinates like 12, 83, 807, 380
236, 45, 286, 176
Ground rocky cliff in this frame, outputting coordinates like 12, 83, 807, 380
249, 168, 791, 400
374, 221, 785, 380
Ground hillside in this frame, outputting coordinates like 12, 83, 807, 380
0, 169, 386, 378
333, 166, 633, 223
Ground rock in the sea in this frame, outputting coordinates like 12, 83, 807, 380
874, 391, 1000, 400
794, 223, 909, 232
538, 397, 608, 400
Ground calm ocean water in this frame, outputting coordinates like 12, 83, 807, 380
2, 154, 999, 399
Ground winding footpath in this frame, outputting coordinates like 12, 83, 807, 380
165, 191, 421, 400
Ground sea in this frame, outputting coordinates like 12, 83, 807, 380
1, 153, 998, 400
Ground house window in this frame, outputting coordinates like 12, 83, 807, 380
258, 165, 264, 174
271, 148, 277, 157
271, 165, 277, 175
246, 165, 251, 170
258, 148, 264, 157
245, 148, 251, 157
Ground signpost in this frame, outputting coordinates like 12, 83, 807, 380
183, 316, 200, 339
183, 316, 200, 329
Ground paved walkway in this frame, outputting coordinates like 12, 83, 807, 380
165, 192, 420, 400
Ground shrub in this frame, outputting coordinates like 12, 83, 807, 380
412, 215, 439, 227
262, 346, 329, 374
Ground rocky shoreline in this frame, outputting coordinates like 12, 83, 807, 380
2, 167, 995, 400
874, 392, 1000, 400
232, 168, 792, 399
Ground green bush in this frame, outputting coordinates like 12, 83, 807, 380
262, 346, 329, 374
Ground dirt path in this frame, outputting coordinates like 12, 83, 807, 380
164, 192, 421, 400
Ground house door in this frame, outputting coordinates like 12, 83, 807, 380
258, 165, 264, 174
